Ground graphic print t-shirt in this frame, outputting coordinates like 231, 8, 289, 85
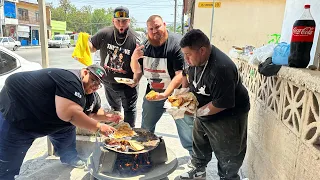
188, 45, 250, 121
139, 31, 184, 93
90, 27, 141, 83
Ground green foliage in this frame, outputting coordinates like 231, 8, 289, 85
268, 34, 281, 44
50, 1, 138, 35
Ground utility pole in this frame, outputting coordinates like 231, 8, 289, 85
181, 0, 184, 35
173, 0, 177, 33
38, 0, 49, 68
38, 0, 52, 155
209, 0, 215, 42
0, 0, 4, 37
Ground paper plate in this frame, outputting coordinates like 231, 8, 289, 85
114, 77, 134, 85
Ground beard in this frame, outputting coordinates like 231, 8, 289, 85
114, 27, 129, 38
148, 30, 169, 47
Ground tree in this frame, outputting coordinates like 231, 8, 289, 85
50, 2, 139, 34
90, 8, 113, 34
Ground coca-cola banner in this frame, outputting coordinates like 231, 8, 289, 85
291, 26, 315, 42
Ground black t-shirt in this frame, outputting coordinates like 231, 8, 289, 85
90, 27, 141, 84
138, 31, 184, 94
0, 68, 101, 134
188, 45, 250, 121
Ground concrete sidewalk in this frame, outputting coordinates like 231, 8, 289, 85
19, 45, 41, 49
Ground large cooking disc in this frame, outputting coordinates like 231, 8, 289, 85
103, 128, 160, 154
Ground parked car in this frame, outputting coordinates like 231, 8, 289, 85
48, 35, 71, 48
0, 37, 21, 51
0, 46, 42, 90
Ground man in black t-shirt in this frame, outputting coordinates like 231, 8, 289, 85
178, 29, 250, 180
89, 6, 143, 127
131, 15, 194, 156
0, 64, 122, 180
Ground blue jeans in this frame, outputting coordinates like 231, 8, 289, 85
141, 98, 194, 155
0, 112, 78, 180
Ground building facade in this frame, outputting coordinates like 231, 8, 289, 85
16, 0, 51, 45
1, 0, 19, 40
51, 20, 66, 37
184, 0, 286, 53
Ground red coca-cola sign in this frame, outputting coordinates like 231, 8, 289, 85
291, 26, 315, 42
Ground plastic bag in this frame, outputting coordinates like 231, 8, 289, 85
72, 32, 92, 66
249, 44, 276, 65
272, 42, 290, 65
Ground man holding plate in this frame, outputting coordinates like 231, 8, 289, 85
131, 15, 194, 156
89, 6, 143, 127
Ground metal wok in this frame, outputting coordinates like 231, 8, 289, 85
103, 128, 160, 154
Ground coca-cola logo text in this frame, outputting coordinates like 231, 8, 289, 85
292, 27, 315, 36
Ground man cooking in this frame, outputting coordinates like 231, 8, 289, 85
0, 64, 122, 180
179, 29, 250, 180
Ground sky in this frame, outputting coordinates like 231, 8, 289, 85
26, 0, 184, 28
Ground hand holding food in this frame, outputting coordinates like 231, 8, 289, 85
167, 92, 197, 112
145, 90, 159, 100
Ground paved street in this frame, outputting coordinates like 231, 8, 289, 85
13, 47, 219, 180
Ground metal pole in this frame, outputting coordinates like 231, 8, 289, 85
39, 0, 53, 155
38, 0, 49, 68
181, 0, 185, 35
30, 27, 32, 47
209, 0, 215, 42
174, 0, 177, 33
0, 0, 4, 37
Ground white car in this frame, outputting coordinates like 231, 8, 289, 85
0, 46, 42, 90
48, 35, 71, 48
0, 37, 21, 51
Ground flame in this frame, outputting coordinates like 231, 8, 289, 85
125, 162, 132, 167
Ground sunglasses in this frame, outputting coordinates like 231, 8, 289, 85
89, 72, 102, 89
114, 11, 128, 18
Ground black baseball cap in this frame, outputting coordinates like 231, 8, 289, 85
87, 64, 106, 82
114, 6, 129, 19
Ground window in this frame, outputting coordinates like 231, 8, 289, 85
18, 8, 29, 21
8, 38, 15, 42
0, 51, 18, 75
35, 12, 40, 22
2, 38, 8, 43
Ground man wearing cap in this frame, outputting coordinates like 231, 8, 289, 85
89, 6, 143, 127
0, 64, 122, 180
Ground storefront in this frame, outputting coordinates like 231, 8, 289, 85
17, 25, 29, 46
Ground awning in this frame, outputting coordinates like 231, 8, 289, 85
17, 25, 30, 38
17, 25, 29, 32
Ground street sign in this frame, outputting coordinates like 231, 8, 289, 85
198, 2, 221, 8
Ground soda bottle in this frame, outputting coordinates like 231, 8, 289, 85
288, 4, 316, 68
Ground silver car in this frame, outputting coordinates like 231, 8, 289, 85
0, 37, 21, 51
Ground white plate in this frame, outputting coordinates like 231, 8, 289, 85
114, 77, 134, 85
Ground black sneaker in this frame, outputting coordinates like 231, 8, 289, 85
180, 167, 206, 179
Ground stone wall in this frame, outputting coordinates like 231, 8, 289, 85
234, 59, 320, 180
